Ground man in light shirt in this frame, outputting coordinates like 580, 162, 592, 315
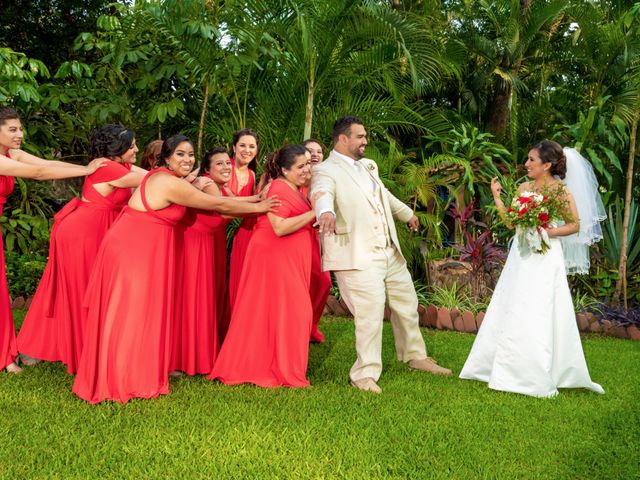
310, 116, 452, 394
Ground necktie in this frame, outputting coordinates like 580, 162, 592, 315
354, 160, 374, 192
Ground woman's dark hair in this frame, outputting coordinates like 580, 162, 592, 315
88, 124, 136, 161
198, 146, 229, 177
231, 128, 259, 171
140, 139, 163, 170
303, 138, 328, 157
0, 107, 20, 127
264, 144, 308, 182
157, 134, 193, 168
532, 140, 567, 179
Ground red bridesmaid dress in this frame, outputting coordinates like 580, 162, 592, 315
226, 162, 256, 322
300, 186, 331, 342
0, 160, 17, 371
170, 175, 230, 375
208, 179, 314, 387
212, 189, 231, 343
73, 168, 185, 404
17, 161, 132, 373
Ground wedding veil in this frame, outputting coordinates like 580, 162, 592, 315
559, 147, 607, 275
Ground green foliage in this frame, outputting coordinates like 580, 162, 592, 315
600, 196, 640, 273
0, 47, 49, 104
573, 269, 620, 304
572, 291, 604, 315
0, 209, 52, 256
4, 251, 47, 298
423, 124, 516, 201
425, 282, 488, 314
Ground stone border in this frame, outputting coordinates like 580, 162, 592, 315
322, 295, 639, 341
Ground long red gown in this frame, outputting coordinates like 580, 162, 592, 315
170, 176, 230, 375
208, 179, 314, 387
226, 162, 256, 325
73, 168, 185, 404
300, 186, 332, 339
0, 156, 16, 371
17, 161, 132, 373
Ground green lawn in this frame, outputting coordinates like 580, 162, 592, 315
1, 312, 638, 479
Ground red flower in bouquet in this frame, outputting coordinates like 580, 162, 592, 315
538, 212, 549, 228
503, 185, 571, 255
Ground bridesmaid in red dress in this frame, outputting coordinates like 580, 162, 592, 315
302, 139, 332, 343
209, 144, 317, 388
171, 147, 259, 375
73, 135, 278, 403
140, 139, 162, 170
18, 125, 146, 373
0, 107, 104, 375
226, 128, 259, 322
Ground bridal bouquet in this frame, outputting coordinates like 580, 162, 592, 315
504, 186, 568, 255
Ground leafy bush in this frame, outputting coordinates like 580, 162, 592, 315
425, 282, 489, 314
4, 251, 46, 298
0, 209, 52, 256
596, 303, 640, 328
600, 197, 639, 272
572, 291, 604, 315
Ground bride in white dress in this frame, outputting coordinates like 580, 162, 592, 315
459, 140, 604, 398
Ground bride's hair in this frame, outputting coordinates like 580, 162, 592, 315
532, 140, 567, 179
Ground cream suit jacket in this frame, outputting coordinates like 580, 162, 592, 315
310, 151, 414, 271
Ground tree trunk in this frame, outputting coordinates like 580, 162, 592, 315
304, 59, 315, 140
614, 113, 638, 308
197, 79, 210, 159
485, 84, 512, 141
486, 1, 531, 142
520, 0, 532, 16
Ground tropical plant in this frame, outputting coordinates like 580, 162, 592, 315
600, 197, 640, 275
424, 124, 515, 196
596, 303, 640, 328
425, 282, 489, 315
449, 0, 569, 145
572, 291, 603, 315
0, 209, 52, 256
4, 251, 47, 299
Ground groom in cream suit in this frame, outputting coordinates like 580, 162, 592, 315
310, 116, 451, 394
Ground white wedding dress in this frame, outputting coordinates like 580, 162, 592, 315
459, 233, 604, 398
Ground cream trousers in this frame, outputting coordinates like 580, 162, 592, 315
335, 246, 427, 382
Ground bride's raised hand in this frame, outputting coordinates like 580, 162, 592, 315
490, 177, 502, 199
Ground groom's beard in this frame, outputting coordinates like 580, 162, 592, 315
349, 145, 366, 160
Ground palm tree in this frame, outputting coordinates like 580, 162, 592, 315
199, 0, 455, 155
451, 0, 568, 144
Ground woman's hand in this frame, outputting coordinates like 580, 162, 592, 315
85, 158, 108, 175
255, 195, 280, 213
490, 176, 502, 199
309, 190, 325, 208
192, 176, 214, 191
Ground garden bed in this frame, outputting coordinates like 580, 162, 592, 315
323, 295, 640, 341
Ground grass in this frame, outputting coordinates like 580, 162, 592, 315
1, 311, 638, 479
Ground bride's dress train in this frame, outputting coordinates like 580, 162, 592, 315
459, 235, 604, 398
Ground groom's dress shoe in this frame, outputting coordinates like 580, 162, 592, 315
409, 357, 453, 376
350, 377, 382, 394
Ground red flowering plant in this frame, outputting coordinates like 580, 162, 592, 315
450, 199, 507, 299
504, 184, 570, 255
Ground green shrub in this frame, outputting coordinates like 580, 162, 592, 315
4, 251, 47, 298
